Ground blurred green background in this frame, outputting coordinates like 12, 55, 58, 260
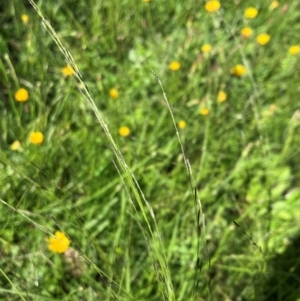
1, 0, 300, 300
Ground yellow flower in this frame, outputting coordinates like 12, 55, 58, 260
178, 120, 186, 129
288, 45, 300, 55
21, 14, 29, 24
270, 1, 279, 10
270, 104, 277, 113
62, 64, 75, 76
201, 44, 212, 53
10, 140, 21, 151
29, 132, 44, 145
205, 1, 221, 13
143, 0, 151, 2
230, 64, 247, 77
241, 27, 253, 38
169, 61, 180, 71
256, 33, 271, 45
48, 231, 70, 254
14, 88, 29, 102
119, 126, 130, 137
109, 88, 119, 99
199, 108, 209, 116
217, 90, 227, 103
244, 7, 258, 19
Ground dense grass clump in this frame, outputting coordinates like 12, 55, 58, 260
1, 1, 300, 300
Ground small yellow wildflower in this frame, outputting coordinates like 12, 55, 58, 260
10, 140, 21, 151
21, 14, 29, 24
270, 104, 277, 113
15, 88, 29, 102
178, 120, 186, 129
29, 132, 44, 145
169, 61, 180, 71
205, 1, 221, 13
270, 1, 279, 10
230, 64, 247, 77
48, 231, 70, 254
244, 7, 258, 19
199, 108, 209, 116
256, 33, 271, 46
241, 27, 253, 38
217, 91, 227, 103
288, 45, 300, 55
143, 0, 151, 2
201, 44, 212, 53
62, 65, 75, 76
119, 126, 130, 137
109, 88, 119, 99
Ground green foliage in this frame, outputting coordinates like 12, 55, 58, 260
1, 0, 300, 300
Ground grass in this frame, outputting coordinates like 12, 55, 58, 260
1, 0, 300, 300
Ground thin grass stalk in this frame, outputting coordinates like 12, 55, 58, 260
28, 1, 175, 300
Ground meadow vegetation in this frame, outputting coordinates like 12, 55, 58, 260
1, 0, 300, 300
